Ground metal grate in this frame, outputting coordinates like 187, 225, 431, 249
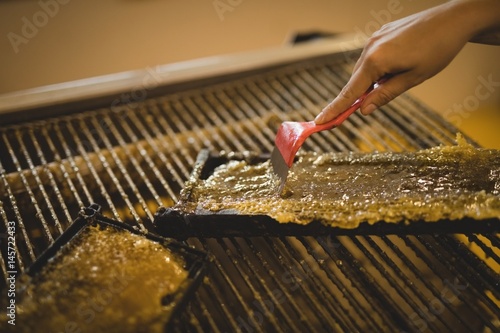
1, 52, 499, 332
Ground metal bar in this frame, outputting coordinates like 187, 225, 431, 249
125, 110, 183, 201
263, 237, 344, 330
2, 131, 54, 245
276, 236, 357, 332
63, 119, 121, 220
198, 93, 262, 152
148, 102, 198, 179
0, 165, 34, 267
217, 238, 286, 332
27, 129, 73, 227
362, 235, 461, 332
332, 236, 414, 331
100, 113, 166, 206
379, 235, 477, 331
195, 238, 264, 330
85, 115, 152, 226
404, 235, 500, 328
40, 125, 87, 208
465, 234, 500, 263
298, 236, 384, 332
315, 235, 402, 332
241, 237, 317, 332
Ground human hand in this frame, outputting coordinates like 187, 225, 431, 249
315, 0, 500, 124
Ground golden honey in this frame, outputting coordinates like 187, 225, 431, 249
11, 225, 188, 333
181, 135, 500, 228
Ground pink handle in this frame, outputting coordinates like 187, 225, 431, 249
296, 93, 366, 137
275, 80, 384, 167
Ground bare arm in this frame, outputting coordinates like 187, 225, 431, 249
315, 0, 500, 124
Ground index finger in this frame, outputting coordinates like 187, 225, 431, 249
315, 67, 379, 124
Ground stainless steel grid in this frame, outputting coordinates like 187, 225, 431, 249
1, 53, 499, 332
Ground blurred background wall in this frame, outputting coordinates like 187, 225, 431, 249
1, 0, 499, 147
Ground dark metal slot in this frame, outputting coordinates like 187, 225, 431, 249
186, 239, 242, 331
125, 110, 184, 201
244, 80, 288, 112
225, 84, 270, 118
175, 98, 233, 153
183, 289, 222, 332
349, 110, 411, 152
262, 237, 343, 330
254, 78, 296, 113
332, 236, 413, 331
277, 75, 319, 111
339, 114, 387, 152
405, 235, 499, 328
315, 235, 400, 331
275, 237, 358, 332
352, 235, 445, 332
216, 238, 288, 332
18, 128, 66, 237
298, 236, 384, 332
63, 120, 123, 221
0, 202, 29, 272
240, 237, 320, 332
2, 131, 55, 246
53, 121, 98, 207
100, 113, 169, 206
40, 125, 87, 209
26, 129, 73, 227
86, 116, 153, 225
198, 93, 262, 153
0, 133, 16, 173
466, 234, 500, 263
370, 110, 421, 152
149, 102, 199, 172
361, 236, 459, 332
286, 73, 325, 107
195, 238, 267, 330
485, 234, 500, 251
210, 90, 273, 152
393, 96, 459, 145
380, 103, 442, 149
297, 69, 333, 103
379, 235, 478, 331
437, 235, 500, 300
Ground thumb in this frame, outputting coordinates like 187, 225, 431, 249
359, 73, 417, 115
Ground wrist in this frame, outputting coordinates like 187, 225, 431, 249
448, 0, 500, 42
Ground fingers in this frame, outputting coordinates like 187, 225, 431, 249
315, 69, 376, 124
316, 69, 421, 122
359, 72, 419, 115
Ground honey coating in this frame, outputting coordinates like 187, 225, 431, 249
182, 136, 500, 228
11, 225, 188, 333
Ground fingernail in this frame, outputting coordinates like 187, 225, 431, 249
314, 112, 325, 123
362, 104, 377, 115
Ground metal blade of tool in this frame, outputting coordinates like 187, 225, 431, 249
270, 80, 385, 191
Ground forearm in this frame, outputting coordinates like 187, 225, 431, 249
452, 0, 500, 45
